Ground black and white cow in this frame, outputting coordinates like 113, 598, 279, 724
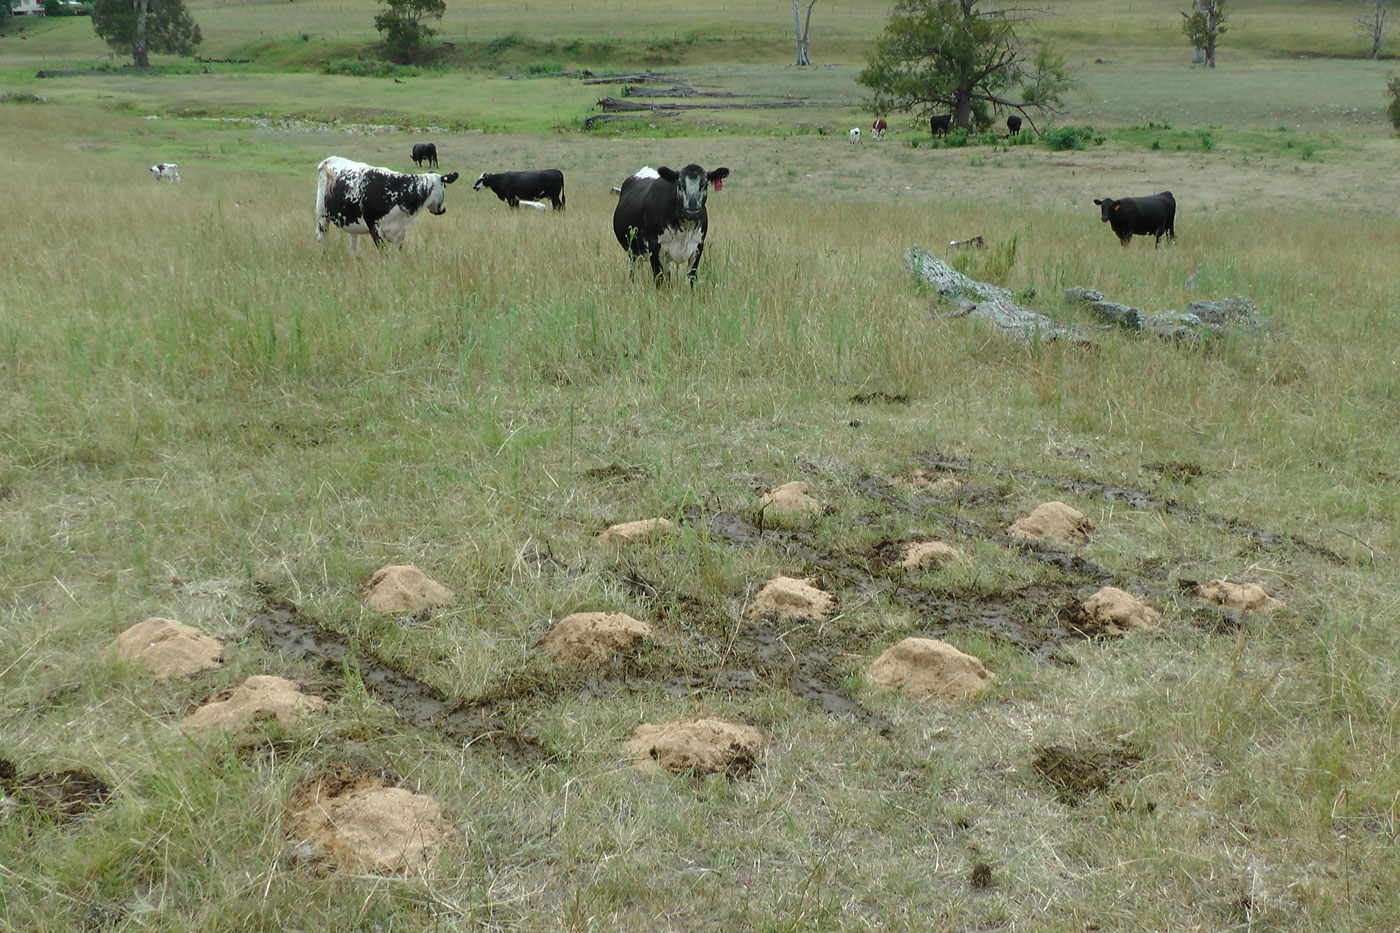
1093, 191, 1177, 247
411, 142, 438, 169
472, 169, 566, 210
929, 114, 952, 137
849, 127, 861, 144
612, 164, 730, 286
150, 162, 180, 182
315, 156, 459, 254
1006, 115, 1023, 136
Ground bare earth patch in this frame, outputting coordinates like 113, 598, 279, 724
542, 611, 653, 663
745, 576, 836, 621
1008, 501, 1094, 546
1198, 579, 1284, 613
900, 540, 961, 571
623, 718, 764, 776
0, 759, 114, 820
286, 767, 445, 875
181, 675, 327, 733
363, 564, 455, 614
112, 617, 224, 681
596, 517, 677, 546
898, 469, 964, 492
757, 481, 826, 519
1080, 586, 1162, 635
866, 637, 994, 701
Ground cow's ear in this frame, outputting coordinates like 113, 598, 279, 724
442, 172, 459, 184
707, 167, 730, 183
1093, 199, 1102, 206
656, 167, 680, 183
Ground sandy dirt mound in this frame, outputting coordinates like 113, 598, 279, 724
623, 718, 764, 776
1008, 501, 1093, 546
757, 481, 826, 519
182, 675, 327, 733
1198, 579, 1284, 613
744, 576, 836, 621
900, 540, 960, 570
899, 469, 964, 492
596, 517, 676, 546
1080, 586, 1162, 635
112, 617, 224, 681
866, 638, 994, 700
287, 767, 444, 874
542, 612, 653, 663
363, 565, 455, 614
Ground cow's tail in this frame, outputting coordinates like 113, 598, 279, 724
315, 159, 334, 247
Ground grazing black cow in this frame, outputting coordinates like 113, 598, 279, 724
1093, 191, 1177, 247
612, 164, 730, 286
411, 142, 438, 169
1006, 115, 1023, 136
472, 169, 566, 210
315, 156, 459, 254
930, 114, 952, 136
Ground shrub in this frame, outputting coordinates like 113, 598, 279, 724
942, 127, 969, 148
1387, 74, 1400, 132
1040, 125, 1103, 151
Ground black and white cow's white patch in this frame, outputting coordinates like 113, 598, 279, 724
611, 163, 730, 286
150, 163, 180, 182
315, 156, 459, 254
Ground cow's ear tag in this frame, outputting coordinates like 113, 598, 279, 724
1113, 205, 1119, 211
713, 178, 722, 191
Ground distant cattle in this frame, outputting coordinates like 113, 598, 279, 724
929, 114, 952, 137
150, 162, 180, 182
411, 142, 438, 169
314, 156, 459, 254
872, 117, 888, 140
849, 127, 861, 144
472, 170, 566, 210
1006, 115, 1023, 136
1093, 191, 1177, 247
612, 163, 730, 286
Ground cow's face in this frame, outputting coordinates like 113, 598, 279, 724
427, 172, 460, 215
472, 172, 490, 191
658, 164, 731, 221
1093, 198, 1118, 222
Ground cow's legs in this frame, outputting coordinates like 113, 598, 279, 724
648, 250, 666, 286
552, 192, 566, 211
686, 241, 706, 286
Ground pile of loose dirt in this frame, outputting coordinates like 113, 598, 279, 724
1031, 743, 1142, 805
596, 517, 676, 545
286, 767, 445, 874
542, 612, 653, 663
1008, 501, 1093, 546
744, 576, 836, 621
757, 481, 826, 519
900, 540, 960, 571
866, 638, 994, 700
623, 718, 764, 776
899, 469, 964, 492
0, 759, 114, 820
1197, 579, 1284, 613
362, 565, 455, 614
1080, 586, 1162, 635
112, 617, 224, 681
181, 675, 327, 733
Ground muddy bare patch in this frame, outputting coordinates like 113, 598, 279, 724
542, 612, 652, 664
1079, 587, 1162, 635
111, 617, 224, 681
182, 675, 327, 733
867, 638, 994, 701
597, 517, 676, 546
1031, 743, 1142, 805
745, 576, 836, 622
623, 718, 763, 777
582, 462, 649, 483
1009, 501, 1094, 546
362, 564, 455, 614
286, 766, 445, 874
849, 391, 911, 405
0, 759, 114, 820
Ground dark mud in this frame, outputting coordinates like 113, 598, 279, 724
1031, 743, 1142, 805
582, 463, 650, 483
849, 391, 911, 405
249, 606, 551, 768
0, 758, 113, 819
735, 620, 893, 734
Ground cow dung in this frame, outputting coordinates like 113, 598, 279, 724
757, 481, 825, 519
542, 612, 653, 663
1008, 501, 1094, 546
866, 637, 994, 701
744, 576, 836, 622
286, 767, 445, 875
596, 517, 677, 546
363, 564, 455, 614
112, 617, 224, 681
182, 675, 328, 733
1080, 586, 1162, 635
1198, 579, 1284, 613
901, 540, 960, 570
623, 718, 764, 776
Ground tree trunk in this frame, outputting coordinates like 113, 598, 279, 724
791, 0, 814, 66
132, 0, 150, 68
953, 92, 972, 130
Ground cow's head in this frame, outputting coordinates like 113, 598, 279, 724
427, 172, 460, 215
471, 172, 491, 192
657, 164, 730, 221
1093, 198, 1118, 222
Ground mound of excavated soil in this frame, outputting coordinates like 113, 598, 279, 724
363, 565, 455, 614
1080, 586, 1162, 635
596, 517, 676, 546
866, 638, 994, 700
287, 767, 445, 874
1197, 579, 1284, 613
112, 617, 224, 681
1008, 501, 1093, 546
182, 675, 327, 733
623, 718, 764, 776
757, 481, 825, 519
744, 576, 836, 622
899, 469, 964, 492
542, 612, 652, 663
901, 540, 960, 571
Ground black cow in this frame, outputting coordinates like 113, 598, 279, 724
1006, 115, 1023, 136
1093, 191, 1177, 247
315, 156, 459, 254
930, 114, 952, 136
472, 169, 566, 210
612, 164, 730, 286
411, 143, 438, 169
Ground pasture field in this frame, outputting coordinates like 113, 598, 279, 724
3, 1, 1400, 930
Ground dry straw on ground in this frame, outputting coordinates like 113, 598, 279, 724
596, 517, 677, 545
182, 675, 328, 733
623, 718, 764, 775
542, 611, 653, 663
286, 767, 445, 875
866, 637, 995, 700
362, 565, 455, 614
111, 617, 224, 681
744, 576, 836, 621
1198, 579, 1284, 613
1008, 501, 1094, 545
1080, 586, 1162, 634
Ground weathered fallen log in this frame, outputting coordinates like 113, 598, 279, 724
583, 72, 673, 85
1064, 287, 1266, 343
596, 96, 807, 113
